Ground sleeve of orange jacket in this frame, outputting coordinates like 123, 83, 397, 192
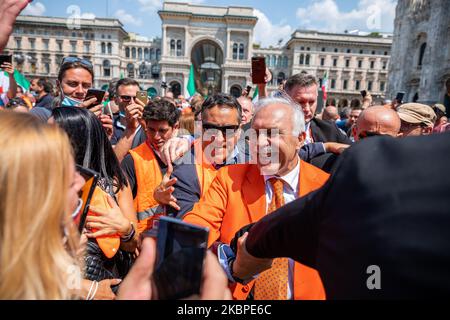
182, 172, 229, 247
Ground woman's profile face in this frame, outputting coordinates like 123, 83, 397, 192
67, 158, 85, 216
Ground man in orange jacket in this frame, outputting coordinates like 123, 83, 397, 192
183, 97, 330, 300
121, 100, 181, 233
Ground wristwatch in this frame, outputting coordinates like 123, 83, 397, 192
121, 221, 135, 242
229, 258, 247, 284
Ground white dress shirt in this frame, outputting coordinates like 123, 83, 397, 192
262, 158, 300, 300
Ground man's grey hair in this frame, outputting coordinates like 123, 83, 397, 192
254, 97, 305, 136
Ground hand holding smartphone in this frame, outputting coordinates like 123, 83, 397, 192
84, 89, 106, 109
0, 54, 12, 66
75, 165, 100, 233
251, 57, 266, 84
151, 217, 209, 300
136, 90, 149, 106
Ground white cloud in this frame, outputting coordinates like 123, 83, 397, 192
22, 2, 46, 16
115, 9, 143, 26
81, 12, 96, 20
296, 0, 397, 33
254, 9, 294, 48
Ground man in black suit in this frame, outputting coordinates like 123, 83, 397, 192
285, 73, 352, 145
230, 133, 450, 299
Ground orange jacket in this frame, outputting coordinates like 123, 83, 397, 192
183, 160, 330, 300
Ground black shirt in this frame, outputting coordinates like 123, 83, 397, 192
35, 94, 54, 110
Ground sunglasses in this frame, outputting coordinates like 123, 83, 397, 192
119, 95, 136, 103
202, 123, 240, 138
61, 56, 93, 69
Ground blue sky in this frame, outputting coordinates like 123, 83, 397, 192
22, 0, 398, 47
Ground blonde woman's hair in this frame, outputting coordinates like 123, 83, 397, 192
0, 112, 80, 300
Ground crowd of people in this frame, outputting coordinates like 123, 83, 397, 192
1, 0, 450, 300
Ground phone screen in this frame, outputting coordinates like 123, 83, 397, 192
0, 55, 12, 65
84, 89, 106, 108
75, 165, 99, 233
153, 216, 209, 300
252, 57, 266, 84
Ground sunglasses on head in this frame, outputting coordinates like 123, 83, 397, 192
202, 123, 240, 138
61, 56, 93, 69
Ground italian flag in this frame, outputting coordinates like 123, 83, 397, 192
0, 70, 31, 93
322, 71, 328, 101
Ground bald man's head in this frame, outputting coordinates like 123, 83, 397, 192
322, 106, 340, 121
354, 106, 402, 141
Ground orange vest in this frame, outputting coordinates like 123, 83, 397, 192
129, 142, 164, 233
129, 141, 217, 233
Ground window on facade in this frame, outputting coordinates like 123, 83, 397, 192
299, 54, 304, 65
150, 48, 155, 60
283, 56, 288, 68
384, 51, 388, 56
359, 49, 364, 54
331, 79, 336, 89
321, 47, 326, 52
355, 80, 361, 91
368, 81, 373, 91
306, 47, 310, 51
127, 63, 134, 78
272, 55, 276, 66
125, 47, 130, 58
29, 38, 35, 50
144, 48, 150, 61
372, 50, 376, 55
84, 42, 90, 53
358, 60, 363, 68
177, 40, 182, 57
343, 80, 348, 90
347, 49, 351, 54
320, 58, 325, 66
43, 39, 49, 51
156, 49, 161, 60
232, 43, 238, 60
71, 41, 77, 53
334, 48, 338, 53
101, 42, 106, 54
345, 59, 350, 67
138, 48, 142, 60
15, 38, 22, 49
107, 43, 112, 55
44, 63, 50, 74
103, 60, 111, 77
170, 40, 176, 56
239, 43, 245, 60
132, 47, 136, 59
418, 43, 426, 67
57, 41, 63, 52
380, 81, 385, 92
333, 58, 337, 67
382, 61, 387, 70
370, 61, 375, 69
305, 55, 310, 65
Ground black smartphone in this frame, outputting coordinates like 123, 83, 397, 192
361, 90, 367, 98
395, 92, 405, 104
84, 89, 106, 108
0, 54, 12, 66
152, 216, 209, 300
252, 57, 266, 84
245, 85, 252, 97
75, 165, 99, 233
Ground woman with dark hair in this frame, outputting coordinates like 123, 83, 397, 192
50, 107, 137, 296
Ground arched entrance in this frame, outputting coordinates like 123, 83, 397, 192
170, 81, 181, 98
191, 39, 223, 96
230, 85, 242, 98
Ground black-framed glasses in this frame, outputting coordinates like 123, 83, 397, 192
202, 123, 240, 138
61, 56, 93, 69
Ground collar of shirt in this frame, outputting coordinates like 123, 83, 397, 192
304, 121, 313, 145
213, 145, 239, 170
114, 113, 127, 130
263, 157, 300, 196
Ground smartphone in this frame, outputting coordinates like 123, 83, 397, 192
360, 90, 367, 98
245, 85, 252, 97
75, 165, 100, 233
152, 216, 209, 300
84, 89, 106, 109
136, 91, 149, 105
0, 54, 12, 66
395, 92, 405, 104
252, 57, 266, 84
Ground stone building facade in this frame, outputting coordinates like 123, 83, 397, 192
5, 2, 394, 102
387, 0, 450, 105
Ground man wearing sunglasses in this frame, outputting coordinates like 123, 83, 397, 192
352, 106, 402, 141
111, 78, 146, 162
